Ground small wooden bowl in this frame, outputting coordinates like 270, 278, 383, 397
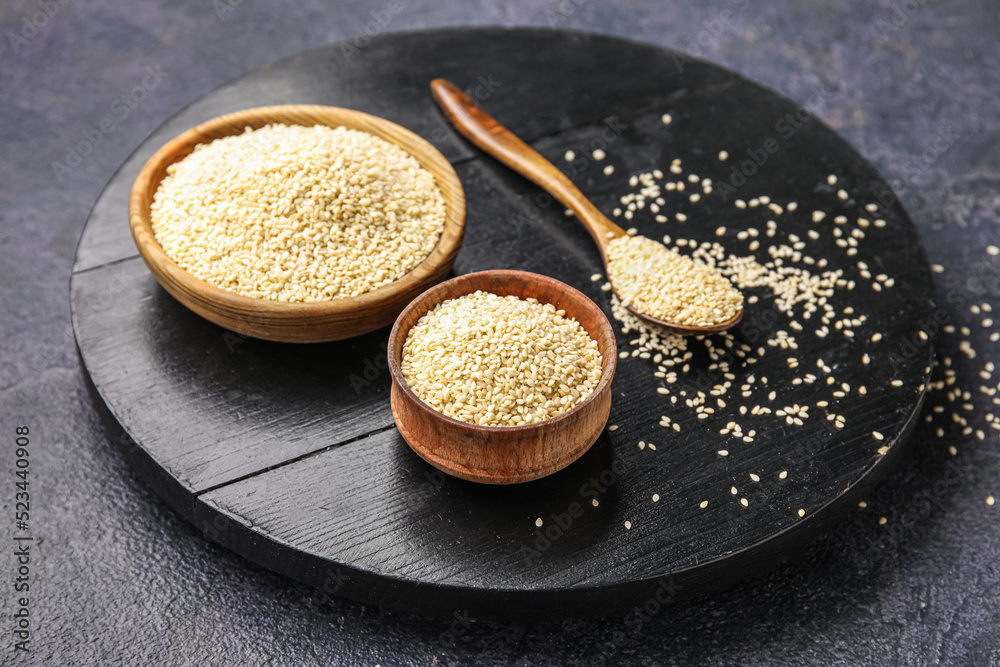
388, 270, 617, 484
128, 105, 466, 343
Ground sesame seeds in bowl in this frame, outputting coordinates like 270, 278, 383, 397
388, 270, 618, 485
128, 105, 466, 343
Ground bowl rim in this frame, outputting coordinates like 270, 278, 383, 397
128, 103, 466, 318
387, 269, 618, 432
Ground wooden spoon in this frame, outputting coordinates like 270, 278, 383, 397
430, 78, 743, 336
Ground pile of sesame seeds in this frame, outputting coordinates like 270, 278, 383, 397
400, 291, 603, 427
605, 234, 744, 327
150, 123, 447, 302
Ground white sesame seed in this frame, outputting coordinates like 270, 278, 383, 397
604, 165, 615, 175
401, 291, 602, 427
624, 520, 632, 529
661, 113, 672, 125
535, 517, 543, 527
150, 124, 446, 303
564, 150, 575, 162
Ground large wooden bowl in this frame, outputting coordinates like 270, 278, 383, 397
388, 270, 618, 484
128, 105, 466, 343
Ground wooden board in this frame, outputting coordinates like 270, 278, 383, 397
70, 28, 936, 620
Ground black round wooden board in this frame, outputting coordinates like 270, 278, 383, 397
71, 27, 935, 620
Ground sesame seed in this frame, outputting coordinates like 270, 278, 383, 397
700, 500, 709, 509
731, 486, 738, 495
661, 113, 672, 125
151, 124, 446, 303
873, 431, 884, 441
564, 150, 575, 162
740, 498, 749, 507
988, 496, 995, 506
779, 470, 788, 479
988, 245, 999, 256
798, 509, 805, 518
401, 291, 602, 427
750, 473, 760, 482
879, 517, 887, 525
592, 149, 606, 161
535, 517, 543, 527
608, 424, 618, 431
718, 150, 729, 161
625, 520, 632, 529
604, 165, 615, 175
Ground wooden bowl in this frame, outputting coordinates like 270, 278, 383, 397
128, 105, 466, 343
388, 270, 617, 484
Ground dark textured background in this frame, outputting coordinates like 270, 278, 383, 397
2, 1, 999, 665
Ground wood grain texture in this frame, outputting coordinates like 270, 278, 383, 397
71, 28, 937, 619
128, 104, 466, 343
388, 270, 616, 484
431, 78, 743, 336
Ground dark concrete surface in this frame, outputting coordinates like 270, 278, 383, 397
2, 0, 999, 665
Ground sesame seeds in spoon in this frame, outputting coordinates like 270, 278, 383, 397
430, 78, 744, 335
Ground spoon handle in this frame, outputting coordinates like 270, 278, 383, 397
430, 79, 625, 248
